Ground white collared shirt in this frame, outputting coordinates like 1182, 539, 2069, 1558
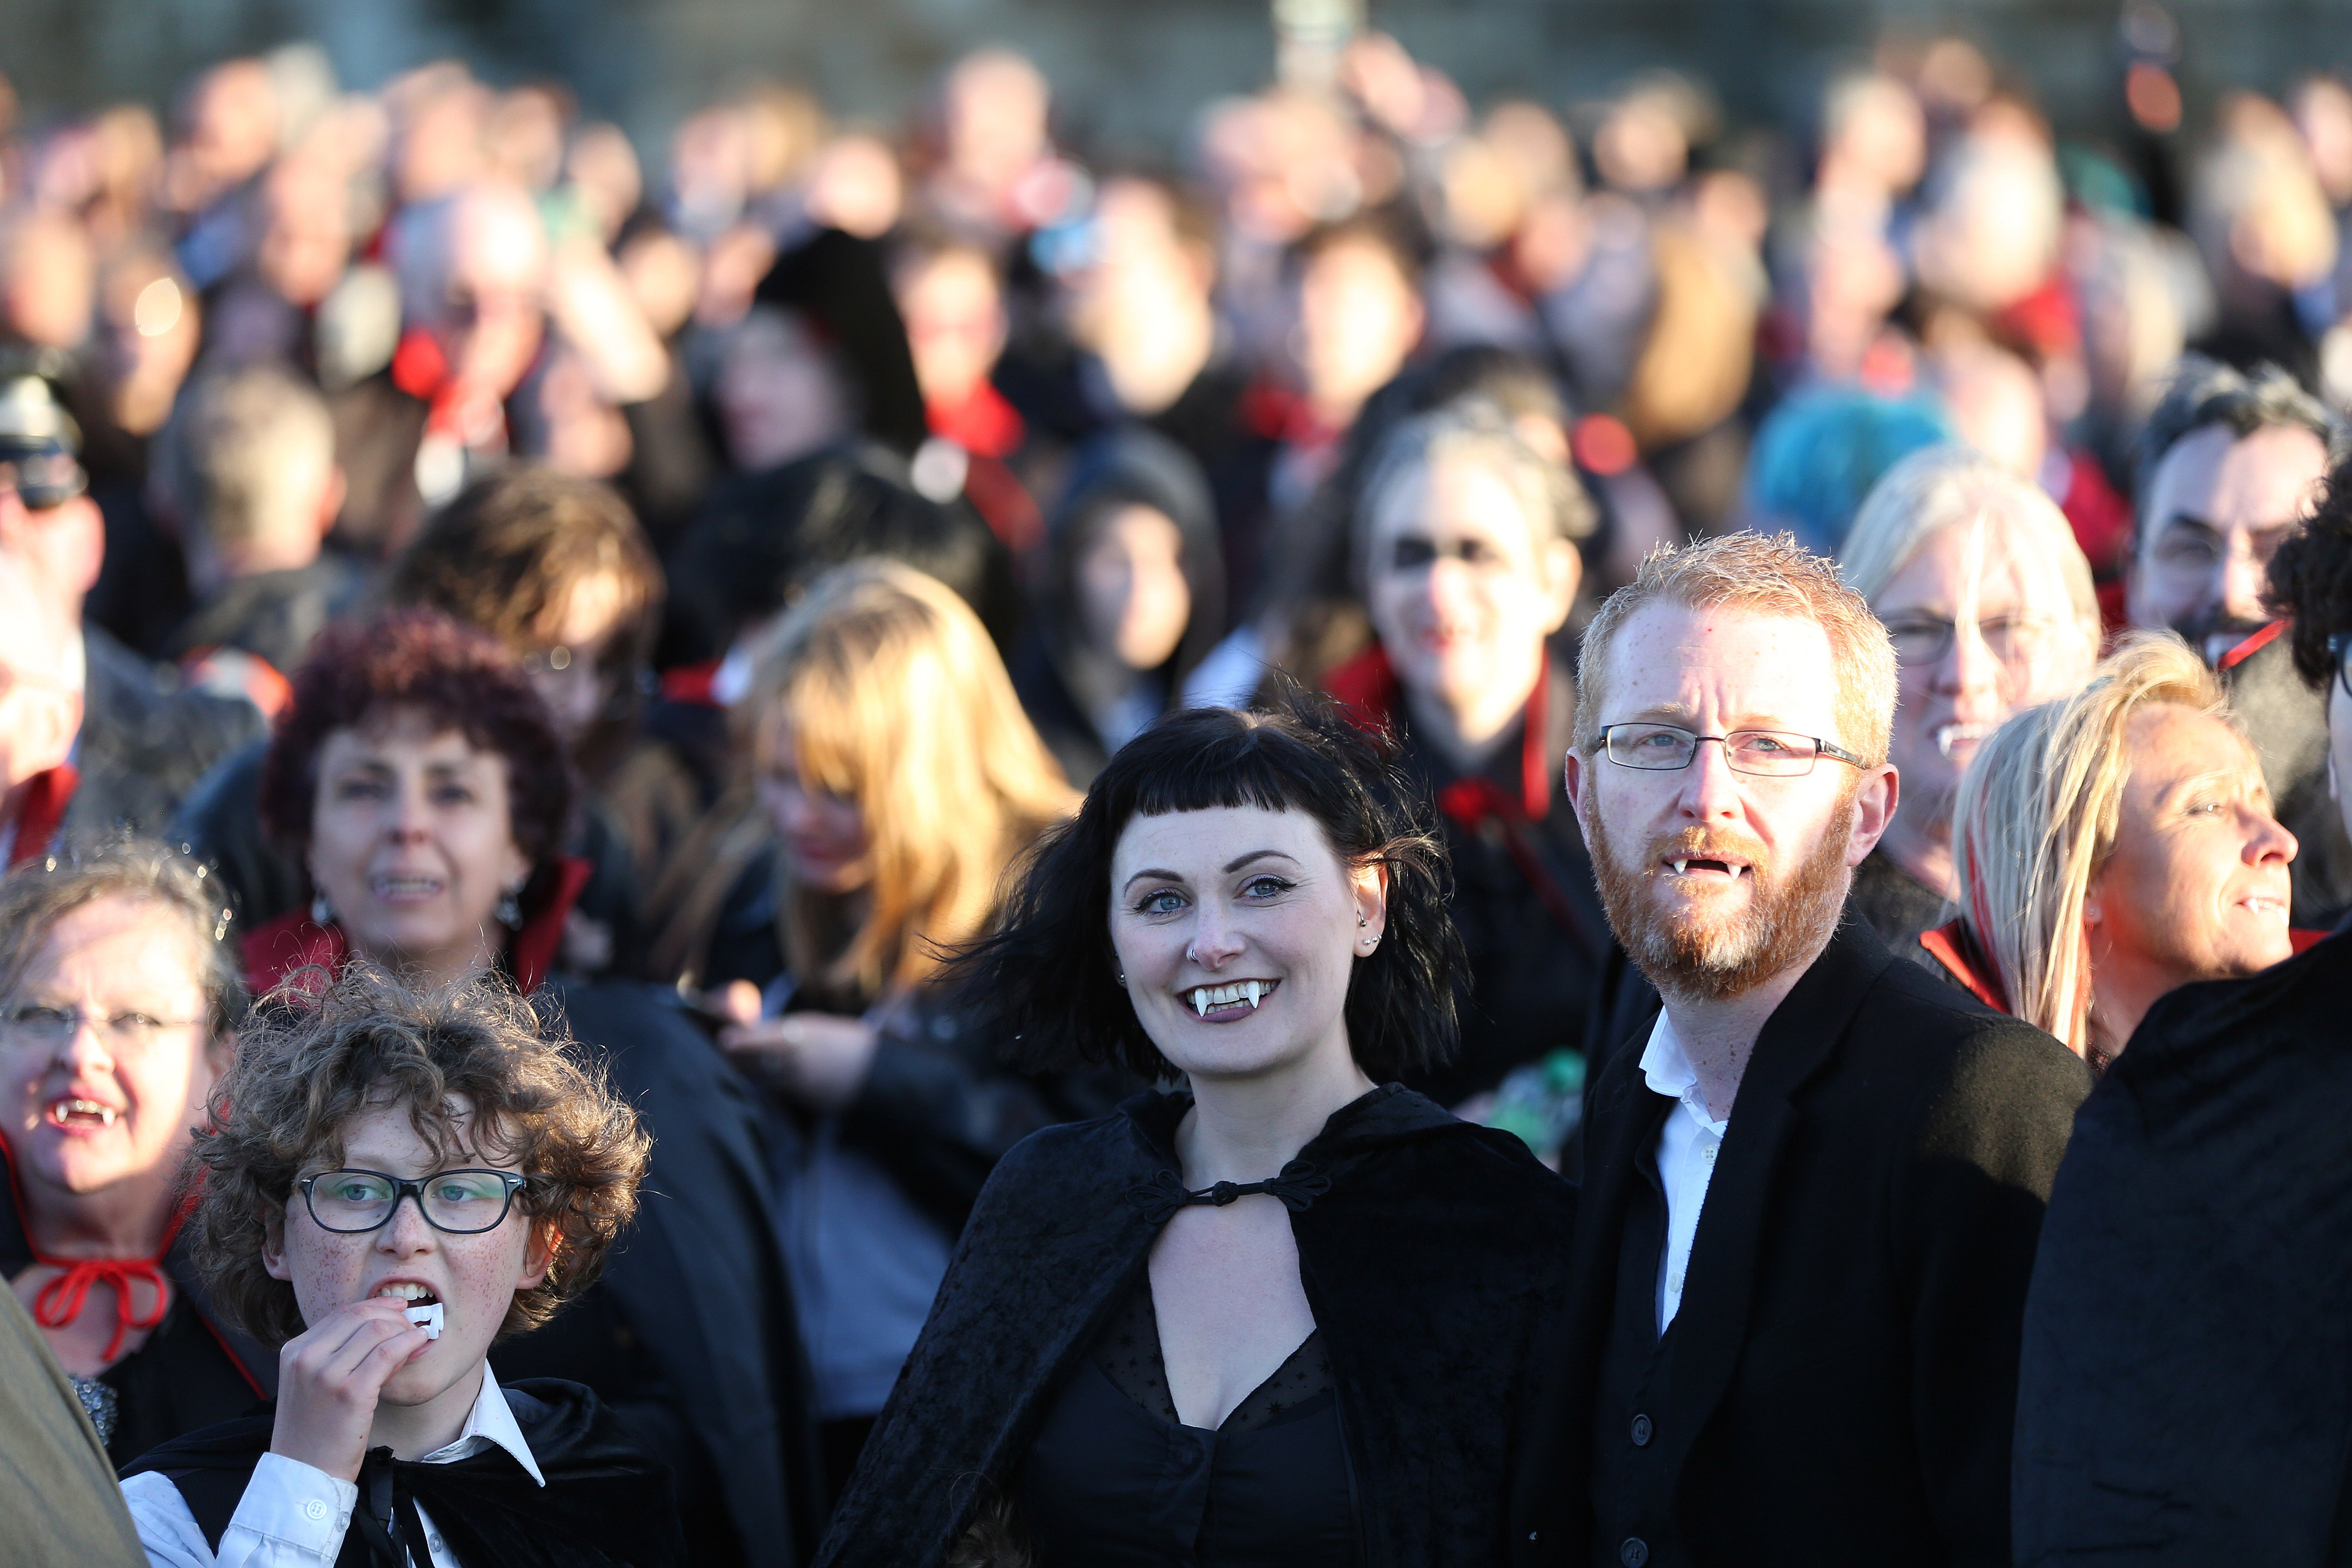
1641, 1010, 1730, 1336
122, 1363, 545, 1568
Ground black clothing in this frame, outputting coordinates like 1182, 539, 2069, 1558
814, 1084, 1578, 1568
0, 1149, 278, 1469
72, 624, 267, 837
1022, 1278, 1349, 1565
0, 1285, 145, 1566
2013, 929, 2352, 1564
2221, 624, 2352, 927
1846, 848, 1952, 977
122, 1377, 686, 1568
1555, 917, 2090, 1568
163, 554, 371, 676
504, 977, 825, 1568
325, 372, 431, 559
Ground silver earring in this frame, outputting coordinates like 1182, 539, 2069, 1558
309, 893, 333, 926
496, 887, 524, 927
1358, 916, 1367, 926
1115, 971, 1127, 987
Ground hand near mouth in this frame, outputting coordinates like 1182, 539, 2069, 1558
267, 1293, 434, 1482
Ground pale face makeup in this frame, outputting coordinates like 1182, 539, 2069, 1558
1075, 503, 1192, 673
265, 1100, 549, 1417
305, 708, 532, 985
1108, 805, 1384, 1086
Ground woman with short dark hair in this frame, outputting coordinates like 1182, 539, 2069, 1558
817, 693, 1578, 1568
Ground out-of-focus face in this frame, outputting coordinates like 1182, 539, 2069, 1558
305, 708, 531, 976
1873, 514, 2099, 831
2087, 704, 2297, 995
715, 307, 853, 473
1568, 603, 1892, 1001
520, 568, 629, 748
1937, 348, 2048, 480
437, 186, 549, 401
896, 249, 1006, 410
2130, 422, 2330, 655
1075, 504, 1191, 673
1296, 238, 1422, 421
1, 211, 96, 351
755, 718, 871, 894
0, 896, 218, 1201
1363, 452, 1576, 732
1109, 805, 1382, 1085
258, 158, 355, 309
266, 1099, 549, 1412
943, 51, 1050, 193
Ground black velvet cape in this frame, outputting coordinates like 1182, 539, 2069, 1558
121, 1377, 685, 1567
2014, 929, 2352, 1563
813, 1083, 1579, 1568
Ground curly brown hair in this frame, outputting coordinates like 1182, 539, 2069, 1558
256, 607, 575, 870
186, 965, 648, 1346
2265, 454, 2352, 689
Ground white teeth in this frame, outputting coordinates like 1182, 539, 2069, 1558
405, 1301, 443, 1341
53, 1099, 117, 1127
1935, 723, 1993, 759
1245, 981, 1260, 1009
1671, 861, 1688, 876
1185, 981, 1275, 1015
1191, 990, 1210, 1017
375, 1283, 434, 1301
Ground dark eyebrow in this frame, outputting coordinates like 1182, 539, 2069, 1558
1121, 867, 1181, 894
1119, 849, 1302, 894
2159, 513, 2219, 539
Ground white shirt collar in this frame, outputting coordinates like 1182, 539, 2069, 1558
1639, 1010, 1729, 1137
420, 1362, 546, 1486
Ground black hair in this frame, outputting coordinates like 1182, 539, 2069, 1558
948, 684, 1462, 1082
2137, 356, 2351, 539
2265, 453, 2352, 688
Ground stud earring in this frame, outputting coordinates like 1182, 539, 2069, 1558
495, 887, 524, 927
309, 893, 333, 926
1115, 971, 1127, 987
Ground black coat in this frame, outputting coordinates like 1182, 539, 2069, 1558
498, 977, 825, 1568
2013, 929, 2352, 1564
815, 1085, 1579, 1568
1555, 917, 2090, 1567
70, 624, 267, 838
121, 1377, 685, 1567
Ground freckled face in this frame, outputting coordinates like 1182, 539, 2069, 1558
1108, 805, 1382, 1084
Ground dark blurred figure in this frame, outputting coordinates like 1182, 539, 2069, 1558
1327, 403, 1607, 1109
1009, 430, 1223, 786
2126, 355, 2352, 925
154, 363, 365, 700
2185, 94, 2338, 389
889, 227, 1040, 558
0, 373, 264, 839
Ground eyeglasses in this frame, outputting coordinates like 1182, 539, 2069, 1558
1878, 612, 2057, 666
296, 1168, 530, 1235
3, 1004, 206, 1049
1595, 723, 1867, 777
2331, 632, 2352, 702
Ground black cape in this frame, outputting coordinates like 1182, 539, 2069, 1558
121, 1377, 684, 1568
2014, 929, 2352, 1563
814, 1084, 1579, 1568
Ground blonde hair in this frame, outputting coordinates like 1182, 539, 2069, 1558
1576, 530, 1899, 766
1839, 444, 2101, 646
1950, 633, 2238, 1051
745, 561, 1078, 998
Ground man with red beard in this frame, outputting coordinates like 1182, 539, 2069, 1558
1549, 531, 2091, 1568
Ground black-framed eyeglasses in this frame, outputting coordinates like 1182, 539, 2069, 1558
1595, 723, 1868, 777
1878, 612, 2057, 666
2330, 632, 2352, 702
296, 1168, 529, 1235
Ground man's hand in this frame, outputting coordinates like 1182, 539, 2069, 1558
267, 1297, 428, 1482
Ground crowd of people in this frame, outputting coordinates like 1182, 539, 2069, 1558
0, 15, 2351, 1566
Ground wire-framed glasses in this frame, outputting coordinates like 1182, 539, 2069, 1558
3, 1004, 206, 1050
296, 1168, 529, 1235
1596, 723, 1867, 777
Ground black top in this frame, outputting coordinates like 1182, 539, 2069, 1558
1845, 847, 1953, 979
815, 1084, 1578, 1568
1019, 1280, 1353, 1567
2014, 930, 2352, 1563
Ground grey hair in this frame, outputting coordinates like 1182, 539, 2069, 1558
159, 365, 337, 552
1352, 402, 1597, 590
0, 836, 245, 1039
2136, 355, 2350, 536
1840, 444, 2101, 642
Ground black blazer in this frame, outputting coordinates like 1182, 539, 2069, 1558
2014, 929, 2352, 1564
815, 1085, 1579, 1568
1556, 918, 2091, 1567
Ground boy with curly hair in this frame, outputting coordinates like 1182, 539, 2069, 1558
117, 966, 678, 1568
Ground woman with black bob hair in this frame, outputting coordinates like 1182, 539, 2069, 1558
816, 690, 1578, 1568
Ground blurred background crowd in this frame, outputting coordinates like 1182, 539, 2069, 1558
7, 1, 2352, 1561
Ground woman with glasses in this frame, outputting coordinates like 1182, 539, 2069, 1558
0, 838, 274, 1467
118, 963, 686, 1567
241, 607, 822, 1567
1936, 633, 2305, 1069
1837, 446, 2103, 964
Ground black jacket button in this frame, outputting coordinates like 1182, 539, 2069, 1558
1620, 1538, 1650, 1568
1630, 1412, 1653, 1446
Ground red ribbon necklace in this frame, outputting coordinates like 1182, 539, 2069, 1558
0, 1132, 180, 1362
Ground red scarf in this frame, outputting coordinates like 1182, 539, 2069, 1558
0, 1130, 182, 1362
8, 764, 78, 867
242, 857, 595, 1000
